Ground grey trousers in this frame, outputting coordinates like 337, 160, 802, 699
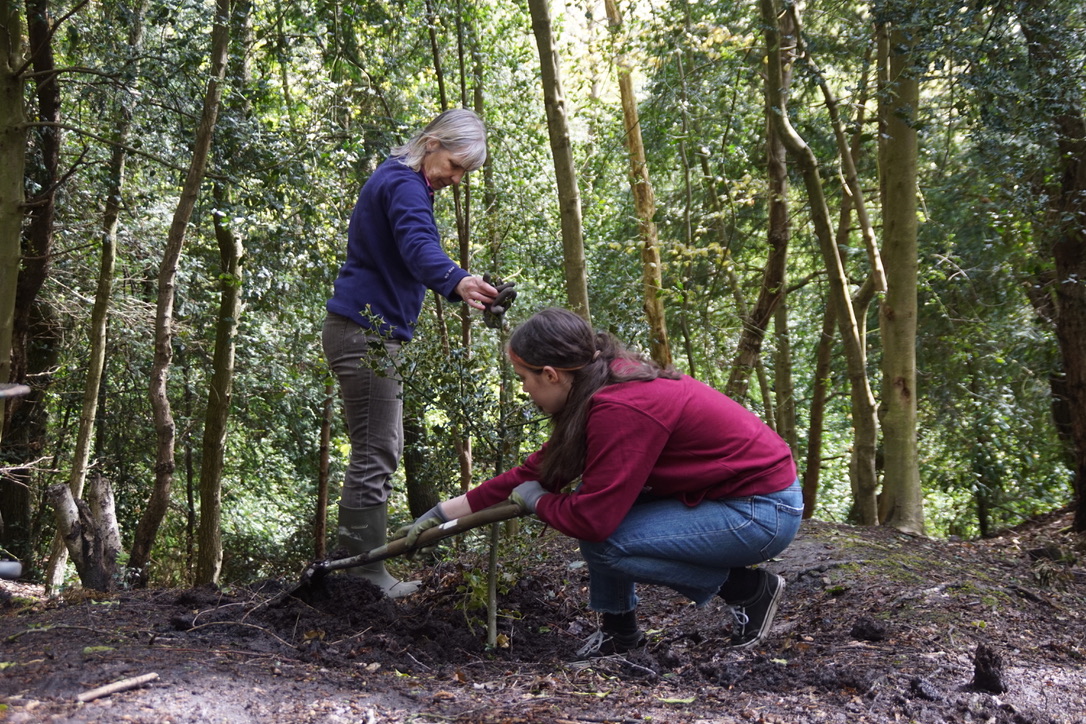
322, 313, 404, 508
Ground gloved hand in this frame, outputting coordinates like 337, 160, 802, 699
391, 504, 448, 553
482, 273, 517, 329
510, 480, 546, 513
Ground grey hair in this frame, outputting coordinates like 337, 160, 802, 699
391, 108, 487, 172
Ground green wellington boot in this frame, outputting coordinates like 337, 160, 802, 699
337, 503, 422, 598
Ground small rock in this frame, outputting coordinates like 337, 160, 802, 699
910, 676, 941, 701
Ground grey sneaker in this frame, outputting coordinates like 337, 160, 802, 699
728, 570, 785, 649
574, 628, 646, 659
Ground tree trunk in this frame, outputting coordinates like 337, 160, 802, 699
526, 0, 590, 321
1047, 104, 1086, 537
802, 303, 836, 517
773, 301, 798, 458
194, 0, 251, 585
603, 0, 670, 367
798, 31, 876, 520
1019, 0, 1086, 532
316, 382, 334, 557
672, 4, 697, 378
403, 407, 439, 519
1, 0, 62, 563
422, 13, 475, 500
129, 0, 231, 586
452, 20, 474, 500
48, 475, 121, 592
194, 185, 244, 585
0, 1, 27, 420
46, 0, 148, 593
797, 22, 885, 295
11, 0, 59, 393
875, 18, 924, 534
727, 7, 793, 402
761, 0, 880, 524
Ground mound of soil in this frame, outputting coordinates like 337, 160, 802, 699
2, 510, 1084, 723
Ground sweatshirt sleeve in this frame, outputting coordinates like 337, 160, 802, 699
465, 448, 547, 512
382, 169, 469, 300
534, 399, 671, 542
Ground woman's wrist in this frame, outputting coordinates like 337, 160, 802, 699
440, 494, 472, 519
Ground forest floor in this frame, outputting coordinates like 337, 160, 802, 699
2, 508, 1085, 724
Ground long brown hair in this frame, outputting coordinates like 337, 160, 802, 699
508, 308, 679, 489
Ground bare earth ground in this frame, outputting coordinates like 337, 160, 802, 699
2, 509, 1084, 724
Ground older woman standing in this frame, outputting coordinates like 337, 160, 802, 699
323, 109, 500, 598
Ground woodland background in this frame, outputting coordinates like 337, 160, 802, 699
1, 0, 1084, 593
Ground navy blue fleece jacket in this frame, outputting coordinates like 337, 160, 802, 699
326, 157, 469, 341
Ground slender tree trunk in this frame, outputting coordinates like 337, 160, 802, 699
796, 19, 885, 294
773, 301, 798, 457
799, 35, 876, 520
316, 382, 333, 556
875, 17, 924, 534
756, 360, 776, 431
129, 0, 231, 585
452, 18, 474, 498
696, 145, 757, 390
46, 0, 148, 592
0, 2, 26, 418
194, 0, 252, 584
421, 12, 475, 499
673, 4, 697, 378
527, 0, 590, 320
603, 0, 670, 367
802, 303, 836, 517
761, 0, 880, 523
970, 372, 992, 538
194, 185, 244, 584
407, 6, 451, 513
727, 7, 793, 402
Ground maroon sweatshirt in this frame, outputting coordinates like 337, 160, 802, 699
465, 374, 797, 542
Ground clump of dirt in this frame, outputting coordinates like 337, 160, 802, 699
2, 510, 1084, 723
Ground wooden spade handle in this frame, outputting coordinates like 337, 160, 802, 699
318, 502, 525, 574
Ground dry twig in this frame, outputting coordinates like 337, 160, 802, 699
76, 672, 159, 702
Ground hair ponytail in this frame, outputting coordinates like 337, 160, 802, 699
508, 308, 678, 489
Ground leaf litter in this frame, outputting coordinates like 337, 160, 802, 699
2, 511, 1084, 723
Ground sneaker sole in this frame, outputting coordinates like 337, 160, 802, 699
731, 575, 785, 649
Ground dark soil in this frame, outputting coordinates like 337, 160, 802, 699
3, 510, 1085, 723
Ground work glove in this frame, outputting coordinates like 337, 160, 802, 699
510, 480, 547, 513
482, 273, 517, 329
391, 504, 448, 556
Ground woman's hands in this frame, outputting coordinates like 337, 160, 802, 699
391, 495, 473, 556
456, 273, 517, 329
391, 504, 448, 551
456, 275, 499, 311
510, 480, 546, 513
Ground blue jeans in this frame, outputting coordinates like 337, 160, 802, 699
322, 313, 404, 508
578, 481, 803, 613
